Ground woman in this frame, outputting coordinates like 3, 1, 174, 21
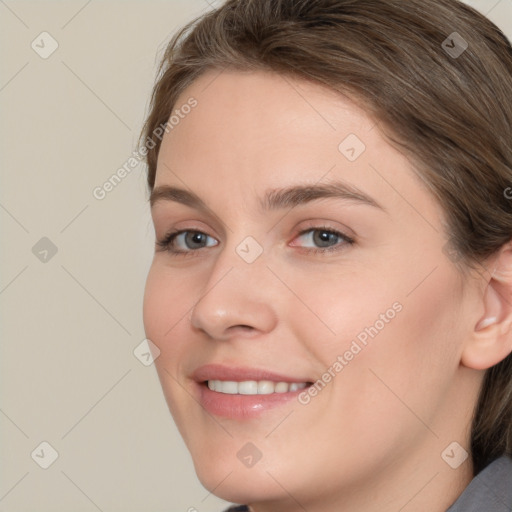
141, 0, 512, 510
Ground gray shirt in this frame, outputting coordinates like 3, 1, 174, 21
447, 455, 512, 511
224, 455, 512, 511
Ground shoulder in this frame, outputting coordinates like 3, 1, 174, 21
447, 455, 512, 512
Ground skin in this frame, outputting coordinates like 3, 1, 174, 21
143, 69, 512, 512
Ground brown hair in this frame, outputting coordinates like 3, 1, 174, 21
140, 0, 512, 474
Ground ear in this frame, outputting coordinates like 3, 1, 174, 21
461, 241, 512, 370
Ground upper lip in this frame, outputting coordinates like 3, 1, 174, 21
192, 364, 312, 383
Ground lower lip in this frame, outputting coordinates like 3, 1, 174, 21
196, 382, 309, 419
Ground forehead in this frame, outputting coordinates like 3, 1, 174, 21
153, 69, 442, 230
166, 68, 373, 142
156, 69, 380, 185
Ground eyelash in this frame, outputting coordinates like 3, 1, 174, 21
155, 226, 355, 258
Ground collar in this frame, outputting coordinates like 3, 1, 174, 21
446, 455, 512, 511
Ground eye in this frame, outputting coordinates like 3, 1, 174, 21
291, 226, 354, 254
156, 226, 355, 257
156, 229, 218, 257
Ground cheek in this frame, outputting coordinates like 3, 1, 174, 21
290, 256, 464, 428
329, 262, 464, 435
142, 263, 198, 434
142, 263, 191, 350
378, 260, 464, 373
277, 261, 402, 360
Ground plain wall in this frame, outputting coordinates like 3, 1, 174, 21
1, 1, 511, 511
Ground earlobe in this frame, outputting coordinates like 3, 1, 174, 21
461, 243, 512, 371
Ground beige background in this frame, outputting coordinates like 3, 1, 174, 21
1, 1, 511, 511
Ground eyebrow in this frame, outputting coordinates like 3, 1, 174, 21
149, 181, 385, 213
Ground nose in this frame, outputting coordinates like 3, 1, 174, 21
190, 248, 278, 341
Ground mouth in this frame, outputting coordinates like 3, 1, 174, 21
205, 379, 311, 394
192, 364, 314, 419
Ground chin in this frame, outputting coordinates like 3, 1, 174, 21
193, 457, 289, 505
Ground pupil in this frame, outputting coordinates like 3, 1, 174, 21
189, 232, 204, 247
315, 230, 335, 247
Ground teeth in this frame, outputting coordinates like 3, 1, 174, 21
207, 380, 308, 395
274, 382, 290, 393
257, 381, 275, 394
239, 381, 258, 394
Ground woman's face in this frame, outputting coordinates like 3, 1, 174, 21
143, 69, 482, 509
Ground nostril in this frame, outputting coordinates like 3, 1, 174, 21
230, 325, 253, 332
